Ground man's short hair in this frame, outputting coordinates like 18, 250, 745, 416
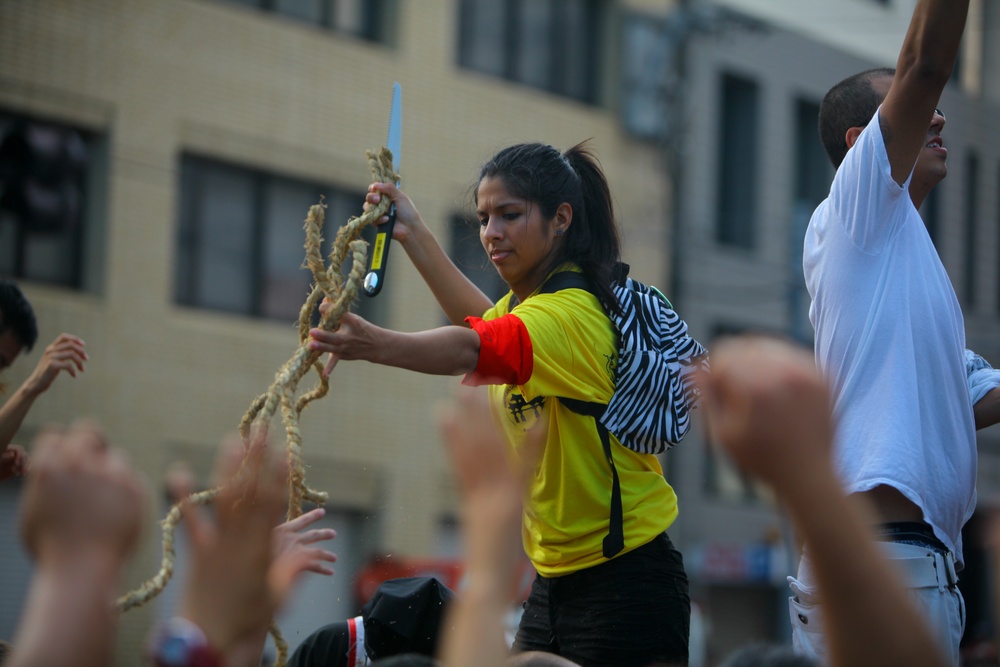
0, 279, 39, 351
818, 67, 895, 168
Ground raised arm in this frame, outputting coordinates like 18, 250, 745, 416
700, 337, 948, 667
368, 182, 495, 324
436, 386, 542, 667
11, 422, 146, 667
879, 0, 969, 185
0, 333, 87, 454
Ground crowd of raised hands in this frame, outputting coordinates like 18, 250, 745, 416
0, 334, 986, 667
3, 422, 337, 667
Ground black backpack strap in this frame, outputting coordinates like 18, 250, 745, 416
558, 397, 624, 559
508, 271, 594, 310
509, 271, 626, 558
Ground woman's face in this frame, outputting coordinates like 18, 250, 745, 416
477, 176, 566, 300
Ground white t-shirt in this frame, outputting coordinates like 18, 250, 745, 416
803, 109, 977, 565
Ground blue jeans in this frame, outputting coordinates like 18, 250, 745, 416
514, 532, 690, 667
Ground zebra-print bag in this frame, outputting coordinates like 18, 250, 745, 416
540, 266, 708, 455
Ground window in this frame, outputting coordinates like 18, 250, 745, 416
175, 155, 385, 324
0, 111, 106, 291
449, 214, 507, 310
457, 0, 606, 105
221, 0, 388, 42
964, 153, 978, 307
715, 73, 759, 249
789, 99, 831, 342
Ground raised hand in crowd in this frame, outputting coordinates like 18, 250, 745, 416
8, 421, 146, 667
169, 432, 336, 667
0, 333, 88, 467
698, 336, 947, 667
435, 385, 545, 667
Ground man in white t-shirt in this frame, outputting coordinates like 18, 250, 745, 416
791, 1, 1000, 664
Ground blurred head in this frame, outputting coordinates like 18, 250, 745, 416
476, 142, 621, 311
0, 279, 38, 372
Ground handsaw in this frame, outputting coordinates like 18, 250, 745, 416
364, 82, 401, 297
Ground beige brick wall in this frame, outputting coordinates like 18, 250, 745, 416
0, 0, 672, 660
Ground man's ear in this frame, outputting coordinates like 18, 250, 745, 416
845, 126, 864, 150
554, 202, 573, 234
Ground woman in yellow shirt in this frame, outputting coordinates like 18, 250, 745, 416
310, 142, 690, 667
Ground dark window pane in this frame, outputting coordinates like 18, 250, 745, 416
185, 160, 257, 313
215, 0, 385, 42
274, 0, 325, 24
964, 153, 978, 307
262, 178, 321, 321
790, 99, 831, 343
716, 73, 759, 249
459, 0, 509, 78
0, 112, 101, 290
558, 0, 599, 101
513, 0, 554, 89
176, 154, 382, 324
458, 0, 603, 104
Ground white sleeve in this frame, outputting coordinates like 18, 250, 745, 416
966, 349, 1000, 405
828, 108, 912, 253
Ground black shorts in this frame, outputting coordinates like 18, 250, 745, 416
514, 532, 690, 667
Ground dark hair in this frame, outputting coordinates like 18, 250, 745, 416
477, 141, 622, 314
0, 279, 38, 351
818, 67, 895, 168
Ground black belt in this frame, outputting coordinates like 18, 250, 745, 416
874, 521, 949, 554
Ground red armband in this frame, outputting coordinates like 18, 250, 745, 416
463, 314, 533, 386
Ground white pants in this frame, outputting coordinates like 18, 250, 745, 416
788, 541, 965, 666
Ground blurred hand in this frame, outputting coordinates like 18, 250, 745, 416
0, 444, 29, 481
22, 333, 87, 398
698, 336, 835, 491
438, 385, 541, 599
177, 432, 289, 655
20, 421, 146, 569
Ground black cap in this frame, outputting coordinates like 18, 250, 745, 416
362, 577, 455, 660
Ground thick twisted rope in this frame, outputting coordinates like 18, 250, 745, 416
117, 148, 398, 667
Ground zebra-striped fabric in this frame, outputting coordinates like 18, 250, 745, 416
601, 278, 708, 454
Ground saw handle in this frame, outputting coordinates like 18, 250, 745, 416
363, 202, 396, 297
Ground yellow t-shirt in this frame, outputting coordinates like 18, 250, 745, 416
481, 276, 679, 577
